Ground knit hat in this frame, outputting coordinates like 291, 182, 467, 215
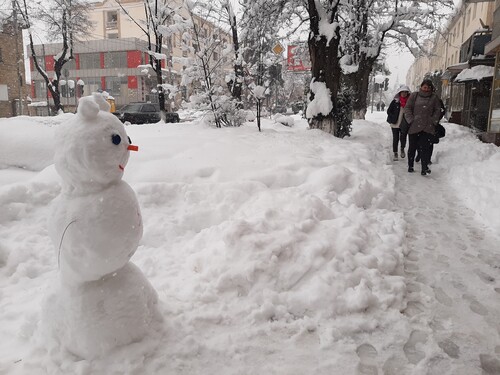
420, 79, 434, 91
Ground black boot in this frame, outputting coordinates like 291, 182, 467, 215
421, 166, 431, 176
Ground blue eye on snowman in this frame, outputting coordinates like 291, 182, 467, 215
111, 134, 134, 146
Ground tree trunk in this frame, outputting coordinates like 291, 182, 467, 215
256, 99, 262, 132
306, 0, 341, 137
228, 9, 243, 103
344, 57, 374, 120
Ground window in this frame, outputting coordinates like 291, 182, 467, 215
105, 76, 127, 96
142, 104, 157, 112
0, 48, 3, 63
473, 4, 477, 19
213, 51, 218, 61
107, 33, 119, 39
79, 53, 101, 69
64, 58, 77, 71
34, 80, 47, 99
85, 77, 102, 95
34, 56, 45, 70
466, 9, 471, 26
104, 51, 127, 68
106, 11, 118, 29
0, 84, 8, 101
60, 80, 75, 98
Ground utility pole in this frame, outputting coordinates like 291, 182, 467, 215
12, 0, 24, 115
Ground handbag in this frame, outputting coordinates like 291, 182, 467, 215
436, 123, 446, 138
400, 116, 410, 135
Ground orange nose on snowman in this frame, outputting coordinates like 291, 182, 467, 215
119, 144, 139, 170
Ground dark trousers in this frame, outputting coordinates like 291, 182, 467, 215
391, 128, 407, 153
408, 132, 433, 170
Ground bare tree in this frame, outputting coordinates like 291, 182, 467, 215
242, 0, 344, 136
15, 0, 93, 114
181, 2, 244, 128
116, 0, 188, 121
339, 0, 455, 119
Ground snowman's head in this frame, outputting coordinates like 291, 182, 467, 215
54, 93, 138, 190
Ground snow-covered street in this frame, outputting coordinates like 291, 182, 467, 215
379, 111, 500, 374
1, 111, 500, 374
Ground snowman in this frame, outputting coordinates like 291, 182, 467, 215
42, 93, 160, 359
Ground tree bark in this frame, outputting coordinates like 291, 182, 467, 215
306, 0, 341, 136
344, 58, 374, 119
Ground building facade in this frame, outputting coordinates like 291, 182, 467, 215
29, 0, 232, 112
0, 21, 27, 117
407, 1, 495, 90
484, 0, 500, 142
406, 0, 499, 140
29, 38, 164, 112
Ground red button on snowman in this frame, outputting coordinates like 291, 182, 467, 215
43, 93, 160, 359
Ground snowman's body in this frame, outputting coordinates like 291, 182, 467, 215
44, 94, 159, 359
50, 181, 142, 283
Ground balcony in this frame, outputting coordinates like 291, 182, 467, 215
460, 31, 492, 62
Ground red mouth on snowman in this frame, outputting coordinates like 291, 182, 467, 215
112, 134, 138, 171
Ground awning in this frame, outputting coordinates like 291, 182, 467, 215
454, 65, 494, 82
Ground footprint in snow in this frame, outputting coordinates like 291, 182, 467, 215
434, 287, 453, 307
356, 343, 378, 375
403, 330, 428, 365
438, 338, 460, 359
474, 268, 495, 284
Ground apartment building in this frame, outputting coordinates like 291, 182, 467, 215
28, 0, 232, 112
29, 38, 162, 112
0, 21, 27, 117
406, 0, 496, 135
407, 1, 495, 90
87, 0, 232, 101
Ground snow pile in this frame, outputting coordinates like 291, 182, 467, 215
274, 114, 294, 127
455, 65, 494, 82
3, 111, 500, 373
306, 80, 333, 118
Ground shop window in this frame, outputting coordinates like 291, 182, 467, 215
34, 80, 47, 98
105, 76, 127, 96
85, 77, 102, 94
104, 51, 127, 69
79, 53, 101, 69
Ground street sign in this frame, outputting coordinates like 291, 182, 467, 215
272, 42, 285, 56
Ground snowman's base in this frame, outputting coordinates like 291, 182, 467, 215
43, 262, 160, 359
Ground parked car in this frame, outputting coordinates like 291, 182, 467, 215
113, 103, 180, 124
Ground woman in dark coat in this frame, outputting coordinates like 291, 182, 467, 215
386, 85, 411, 161
404, 79, 443, 176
